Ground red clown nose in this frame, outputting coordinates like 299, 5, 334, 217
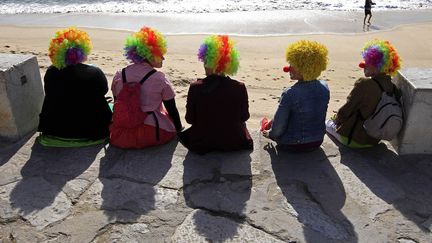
358, 61, 366, 69
283, 66, 290, 72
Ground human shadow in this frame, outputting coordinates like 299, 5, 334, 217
337, 142, 432, 232
10, 141, 102, 227
265, 143, 358, 243
362, 23, 381, 32
98, 140, 178, 221
182, 149, 252, 241
0, 132, 34, 167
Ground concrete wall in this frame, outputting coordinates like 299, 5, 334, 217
0, 54, 44, 142
391, 68, 432, 155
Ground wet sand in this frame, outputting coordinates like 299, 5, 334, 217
1, 10, 432, 35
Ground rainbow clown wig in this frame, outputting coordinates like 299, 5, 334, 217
48, 27, 92, 70
197, 35, 239, 76
285, 40, 328, 81
124, 27, 167, 64
362, 39, 401, 76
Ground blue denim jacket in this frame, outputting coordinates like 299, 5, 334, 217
269, 80, 330, 145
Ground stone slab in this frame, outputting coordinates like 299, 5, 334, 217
45, 211, 129, 243
391, 68, 432, 154
171, 209, 284, 243
0, 54, 44, 142
0, 132, 431, 242
423, 216, 432, 232
79, 178, 179, 220
0, 177, 71, 230
94, 223, 150, 243
0, 222, 48, 243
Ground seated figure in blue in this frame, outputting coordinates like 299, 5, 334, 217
261, 40, 330, 152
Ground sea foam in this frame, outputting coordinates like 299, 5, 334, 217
0, 0, 431, 14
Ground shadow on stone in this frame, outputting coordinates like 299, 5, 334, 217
182, 149, 252, 241
338, 142, 432, 232
265, 143, 358, 243
0, 132, 34, 167
98, 140, 178, 222
9, 141, 102, 229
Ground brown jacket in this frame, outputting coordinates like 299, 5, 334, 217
336, 74, 395, 145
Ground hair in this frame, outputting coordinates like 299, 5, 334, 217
197, 35, 240, 75
48, 27, 92, 70
362, 39, 401, 76
285, 40, 328, 81
124, 27, 167, 64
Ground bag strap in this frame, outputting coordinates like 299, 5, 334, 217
371, 78, 385, 92
347, 110, 363, 145
139, 69, 157, 85
121, 68, 156, 85
121, 68, 127, 83
140, 69, 158, 141
147, 111, 160, 141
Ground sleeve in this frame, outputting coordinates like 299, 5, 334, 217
185, 83, 196, 125
161, 73, 176, 101
94, 67, 109, 95
111, 70, 123, 97
240, 83, 250, 122
336, 79, 365, 124
43, 68, 53, 95
163, 98, 183, 132
269, 91, 291, 140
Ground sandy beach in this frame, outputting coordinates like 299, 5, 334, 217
1, 21, 432, 129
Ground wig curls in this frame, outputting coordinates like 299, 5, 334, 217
197, 35, 240, 75
125, 26, 167, 64
362, 39, 401, 76
48, 27, 92, 70
285, 40, 328, 81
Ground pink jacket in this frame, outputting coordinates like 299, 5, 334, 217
112, 62, 176, 132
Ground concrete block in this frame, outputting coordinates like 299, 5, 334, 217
391, 68, 432, 155
0, 54, 44, 142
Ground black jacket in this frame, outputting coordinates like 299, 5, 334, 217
38, 64, 112, 140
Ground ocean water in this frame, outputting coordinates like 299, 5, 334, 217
0, 0, 431, 14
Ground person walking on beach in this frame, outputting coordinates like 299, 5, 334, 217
260, 40, 330, 152
364, 0, 376, 25
37, 27, 112, 147
178, 35, 253, 154
325, 39, 402, 148
110, 26, 183, 149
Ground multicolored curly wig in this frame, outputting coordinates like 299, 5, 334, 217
124, 27, 167, 64
48, 27, 92, 70
362, 39, 401, 76
197, 35, 239, 75
285, 40, 328, 81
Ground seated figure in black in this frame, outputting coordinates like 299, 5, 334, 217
178, 35, 253, 154
38, 27, 112, 147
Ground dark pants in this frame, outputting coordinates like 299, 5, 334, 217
277, 139, 323, 152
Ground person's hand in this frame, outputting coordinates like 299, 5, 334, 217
262, 130, 270, 138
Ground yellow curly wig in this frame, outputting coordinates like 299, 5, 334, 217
285, 40, 328, 81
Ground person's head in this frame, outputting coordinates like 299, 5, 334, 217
124, 26, 167, 68
48, 27, 92, 70
284, 40, 328, 81
359, 39, 401, 78
197, 35, 239, 76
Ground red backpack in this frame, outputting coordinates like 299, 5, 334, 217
109, 68, 157, 148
